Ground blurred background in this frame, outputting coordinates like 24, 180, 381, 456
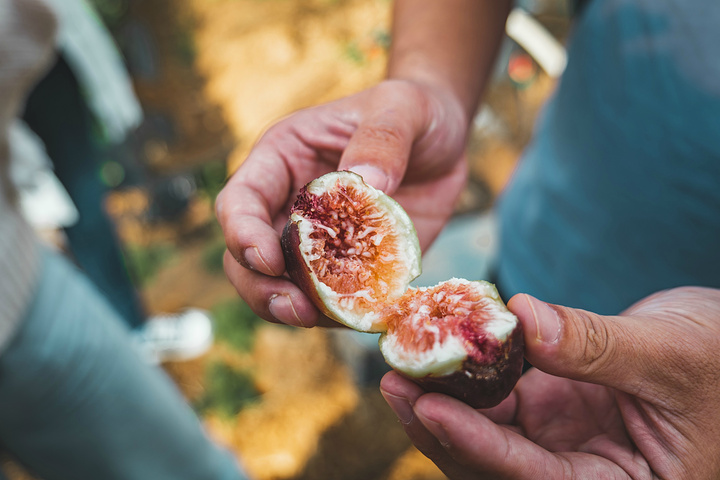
4, 1, 573, 479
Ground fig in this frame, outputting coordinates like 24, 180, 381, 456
281, 171, 523, 408
379, 279, 523, 408
282, 171, 422, 332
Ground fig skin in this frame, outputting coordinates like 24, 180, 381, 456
280, 171, 420, 332
404, 323, 524, 409
281, 220, 339, 322
281, 171, 524, 408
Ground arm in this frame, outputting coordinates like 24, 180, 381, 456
389, 0, 511, 121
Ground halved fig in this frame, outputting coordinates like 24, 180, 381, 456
379, 279, 523, 409
281, 171, 523, 407
281, 171, 421, 332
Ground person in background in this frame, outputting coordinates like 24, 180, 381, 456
0, 1, 250, 478
216, 0, 720, 478
19, 0, 213, 364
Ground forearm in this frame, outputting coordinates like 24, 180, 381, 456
388, 0, 512, 121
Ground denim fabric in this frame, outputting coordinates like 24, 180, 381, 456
0, 249, 247, 480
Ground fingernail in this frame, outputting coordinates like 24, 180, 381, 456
348, 165, 389, 193
381, 391, 414, 425
244, 246, 276, 276
268, 294, 307, 327
416, 412, 450, 448
525, 295, 561, 344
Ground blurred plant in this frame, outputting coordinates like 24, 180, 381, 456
196, 159, 229, 200
202, 232, 228, 275
123, 242, 177, 286
198, 159, 232, 276
194, 362, 260, 419
211, 298, 264, 352
175, 28, 197, 66
343, 27, 390, 65
372, 28, 391, 50
343, 41, 365, 65
87, 0, 129, 28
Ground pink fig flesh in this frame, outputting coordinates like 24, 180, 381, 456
379, 279, 523, 408
281, 171, 524, 407
281, 171, 421, 332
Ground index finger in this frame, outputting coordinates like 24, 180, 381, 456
216, 138, 295, 277
412, 393, 627, 479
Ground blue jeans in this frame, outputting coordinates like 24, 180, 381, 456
0, 249, 247, 480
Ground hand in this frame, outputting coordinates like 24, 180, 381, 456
217, 79, 470, 327
380, 287, 720, 479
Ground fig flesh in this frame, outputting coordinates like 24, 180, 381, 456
282, 171, 421, 332
281, 171, 523, 408
379, 279, 523, 408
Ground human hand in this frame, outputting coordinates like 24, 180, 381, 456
217, 79, 470, 327
380, 287, 720, 479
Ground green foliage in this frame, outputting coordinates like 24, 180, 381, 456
343, 41, 365, 65
199, 216, 228, 277
196, 299, 264, 418
87, 0, 129, 27
372, 28, 391, 50
195, 362, 259, 419
197, 160, 229, 200
123, 243, 177, 287
211, 298, 264, 352
202, 231, 228, 275
175, 28, 197, 66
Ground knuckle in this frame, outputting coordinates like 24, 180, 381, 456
571, 310, 617, 376
379, 79, 424, 102
259, 120, 288, 140
360, 123, 405, 144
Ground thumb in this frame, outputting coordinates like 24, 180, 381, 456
508, 294, 648, 391
339, 114, 417, 195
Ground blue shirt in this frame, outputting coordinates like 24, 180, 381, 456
497, 0, 720, 314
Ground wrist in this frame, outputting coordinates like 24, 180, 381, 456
387, 0, 512, 123
388, 62, 474, 123
379, 78, 470, 146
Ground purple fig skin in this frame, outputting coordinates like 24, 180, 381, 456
280, 172, 525, 409
281, 219, 339, 321
403, 323, 524, 409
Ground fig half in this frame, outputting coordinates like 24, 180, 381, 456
281, 171, 523, 408
282, 171, 421, 332
379, 279, 523, 408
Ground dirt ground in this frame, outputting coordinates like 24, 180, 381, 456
2, 1, 568, 479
